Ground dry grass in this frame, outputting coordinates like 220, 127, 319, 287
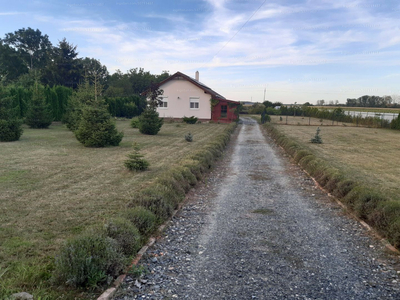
0, 120, 229, 297
272, 119, 400, 201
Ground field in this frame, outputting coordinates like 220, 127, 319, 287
0, 120, 231, 298
268, 115, 400, 202
314, 106, 400, 114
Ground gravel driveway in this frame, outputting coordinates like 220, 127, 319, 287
113, 117, 400, 299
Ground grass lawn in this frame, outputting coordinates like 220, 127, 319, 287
268, 116, 400, 202
0, 120, 230, 298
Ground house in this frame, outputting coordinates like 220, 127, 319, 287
149, 71, 240, 123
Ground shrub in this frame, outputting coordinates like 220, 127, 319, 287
183, 116, 198, 124
310, 127, 323, 144
130, 117, 139, 128
123, 206, 157, 237
0, 90, 23, 142
185, 132, 193, 142
138, 108, 163, 135
25, 84, 53, 129
0, 119, 23, 142
124, 143, 149, 171
74, 100, 123, 147
54, 231, 126, 288
104, 217, 141, 256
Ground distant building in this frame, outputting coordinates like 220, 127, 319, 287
147, 71, 240, 123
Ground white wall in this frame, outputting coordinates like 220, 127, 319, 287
156, 79, 212, 119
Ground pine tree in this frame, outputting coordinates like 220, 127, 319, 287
124, 143, 149, 171
25, 82, 53, 128
138, 108, 163, 135
0, 87, 23, 142
311, 127, 323, 144
74, 72, 123, 147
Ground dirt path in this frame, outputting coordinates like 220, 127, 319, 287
114, 118, 400, 299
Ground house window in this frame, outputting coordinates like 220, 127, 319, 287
190, 97, 199, 109
159, 97, 168, 109
221, 105, 227, 118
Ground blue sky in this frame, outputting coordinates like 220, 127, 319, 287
1, 0, 400, 104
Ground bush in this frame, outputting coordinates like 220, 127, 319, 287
0, 90, 24, 142
123, 206, 157, 237
124, 143, 149, 171
185, 132, 193, 142
75, 100, 123, 147
138, 108, 163, 135
0, 119, 23, 142
130, 117, 139, 128
54, 231, 126, 288
104, 217, 141, 256
183, 116, 198, 124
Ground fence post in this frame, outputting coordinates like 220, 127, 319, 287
286, 115, 288, 125
309, 117, 311, 125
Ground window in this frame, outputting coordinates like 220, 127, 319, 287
159, 97, 168, 109
190, 97, 199, 109
221, 105, 227, 118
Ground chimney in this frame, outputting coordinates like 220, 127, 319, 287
195, 71, 199, 81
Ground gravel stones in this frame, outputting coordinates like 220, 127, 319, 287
113, 118, 400, 300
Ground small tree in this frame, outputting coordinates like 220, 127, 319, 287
124, 143, 149, 171
311, 127, 323, 144
138, 109, 163, 135
74, 72, 123, 147
185, 132, 193, 142
25, 83, 53, 128
0, 88, 23, 142
63, 77, 97, 131
75, 99, 123, 147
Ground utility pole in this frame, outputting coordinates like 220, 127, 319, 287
263, 87, 266, 102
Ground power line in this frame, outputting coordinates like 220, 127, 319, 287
207, 0, 267, 63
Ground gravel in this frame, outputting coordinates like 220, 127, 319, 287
113, 117, 400, 300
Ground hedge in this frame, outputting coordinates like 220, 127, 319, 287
263, 123, 400, 249
54, 122, 237, 289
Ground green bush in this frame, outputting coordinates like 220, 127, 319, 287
0, 89, 24, 142
185, 132, 193, 142
0, 119, 23, 142
75, 101, 123, 147
124, 143, 149, 171
130, 117, 139, 128
104, 218, 141, 256
54, 231, 126, 288
138, 108, 163, 135
183, 116, 198, 124
123, 206, 157, 237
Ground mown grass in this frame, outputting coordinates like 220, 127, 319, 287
262, 121, 400, 249
0, 120, 233, 299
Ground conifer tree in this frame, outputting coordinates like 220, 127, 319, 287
138, 83, 163, 135
0, 88, 23, 141
25, 82, 53, 128
74, 72, 123, 147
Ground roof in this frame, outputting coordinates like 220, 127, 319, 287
146, 71, 240, 104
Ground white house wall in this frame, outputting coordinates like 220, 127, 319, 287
156, 79, 212, 119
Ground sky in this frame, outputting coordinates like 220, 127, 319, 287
1, 0, 400, 104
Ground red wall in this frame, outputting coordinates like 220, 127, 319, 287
211, 100, 239, 123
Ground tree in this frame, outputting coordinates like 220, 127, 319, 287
25, 82, 53, 128
74, 99, 123, 147
80, 57, 109, 87
263, 100, 273, 108
42, 38, 82, 88
0, 41, 29, 82
3, 27, 53, 70
138, 109, 163, 135
0, 87, 23, 141
144, 82, 163, 110
74, 73, 123, 147
63, 76, 97, 131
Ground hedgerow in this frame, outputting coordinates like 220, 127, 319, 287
54, 122, 237, 290
263, 123, 400, 248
